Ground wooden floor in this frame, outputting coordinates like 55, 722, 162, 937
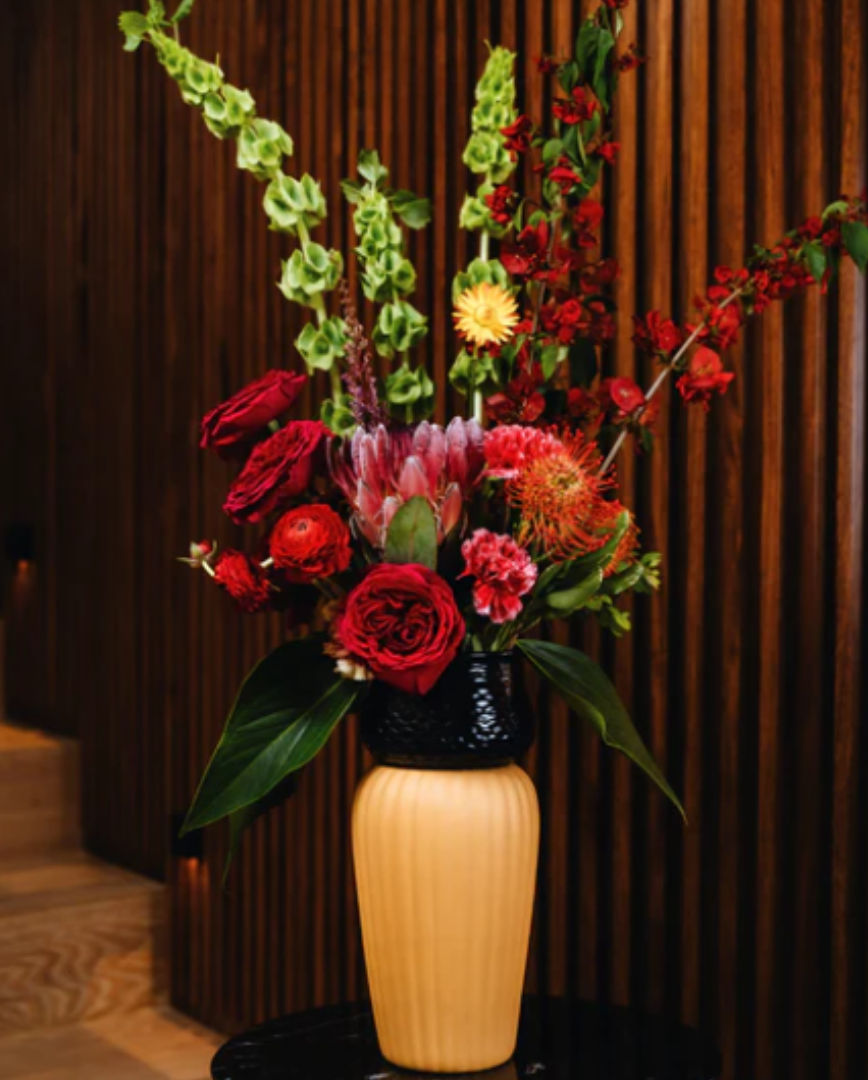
0, 1006, 222, 1079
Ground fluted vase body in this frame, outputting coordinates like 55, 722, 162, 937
352, 653, 540, 1073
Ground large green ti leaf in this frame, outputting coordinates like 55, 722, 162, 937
518, 638, 686, 821
182, 637, 359, 834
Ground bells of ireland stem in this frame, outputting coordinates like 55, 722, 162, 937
385, 363, 435, 423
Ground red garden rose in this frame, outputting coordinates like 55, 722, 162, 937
201, 370, 307, 459
335, 563, 465, 695
213, 550, 272, 613
223, 419, 326, 525
270, 504, 352, 582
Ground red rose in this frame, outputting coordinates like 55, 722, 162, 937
223, 420, 326, 525
335, 564, 465, 695
213, 550, 272, 613
270, 504, 352, 582
201, 370, 307, 459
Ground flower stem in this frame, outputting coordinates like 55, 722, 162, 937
471, 230, 492, 422
597, 284, 744, 475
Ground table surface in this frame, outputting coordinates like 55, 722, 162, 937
211, 996, 722, 1080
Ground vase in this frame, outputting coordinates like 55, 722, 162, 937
352, 652, 540, 1073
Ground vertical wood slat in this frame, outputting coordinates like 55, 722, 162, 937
0, 2, 865, 1077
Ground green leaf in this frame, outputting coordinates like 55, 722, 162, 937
391, 192, 432, 229
384, 496, 437, 569
546, 569, 603, 616
341, 178, 365, 204
803, 241, 827, 283
517, 639, 686, 821
170, 0, 196, 22
842, 220, 868, 274
575, 20, 599, 83
182, 638, 359, 833
119, 11, 150, 49
592, 29, 617, 110
223, 771, 303, 888
357, 148, 389, 187
147, 0, 166, 25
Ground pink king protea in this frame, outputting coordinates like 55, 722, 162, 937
330, 419, 485, 547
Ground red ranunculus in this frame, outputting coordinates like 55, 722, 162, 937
200, 370, 307, 459
335, 564, 465, 695
223, 420, 326, 525
270, 504, 352, 582
213, 550, 272, 613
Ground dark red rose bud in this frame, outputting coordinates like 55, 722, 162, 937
335, 564, 464, 695
213, 550, 272, 613
270, 504, 352, 582
200, 370, 307, 459
223, 420, 326, 525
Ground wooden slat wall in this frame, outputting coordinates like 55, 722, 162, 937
1, 1, 866, 1077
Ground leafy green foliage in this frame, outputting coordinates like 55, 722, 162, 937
842, 220, 868, 274
384, 497, 437, 569
517, 639, 686, 820
118, 11, 150, 50
182, 639, 361, 833
803, 241, 827, 283
171, 0, 197, 23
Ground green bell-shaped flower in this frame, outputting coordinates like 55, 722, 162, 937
295, 316, 347, 372
373, 300, 428, 359
451, 256, 512, 301
237, 118, 294, 180
385, 362, 435, 421
321, 395, 358, 437
278, 243, 343, 305
362, 250, 417, 304
264, 173, 327, 234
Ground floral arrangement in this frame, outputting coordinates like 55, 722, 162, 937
120, 0, 868, 858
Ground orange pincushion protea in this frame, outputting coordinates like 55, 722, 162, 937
505, 428, 638, 569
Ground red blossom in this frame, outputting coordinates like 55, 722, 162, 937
596, 140, 621, 165
213, 551, 273, 614
597, 377, 646, 421
536, 55, 560, 75
567, 387, 601, 425
574, 199, 604, 247
270, 504, 352, 582
501, 220, 551, 280
547, 156, 583, 195
632, 310, 683, 356
553, 87, 597, 126
676, 347, 735, 410
485, 184, 516, 226
501, 114, 533, 158
615, 43, 645, 72
461, 529, 538, 624
485, 368, 547, 424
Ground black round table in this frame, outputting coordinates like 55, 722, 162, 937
211, 996, 721, 1080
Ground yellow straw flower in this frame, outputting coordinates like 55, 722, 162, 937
453, 282, 520, 347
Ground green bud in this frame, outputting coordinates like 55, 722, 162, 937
295, 316, 347, 372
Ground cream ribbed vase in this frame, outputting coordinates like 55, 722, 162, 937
353, 762, 540, 1073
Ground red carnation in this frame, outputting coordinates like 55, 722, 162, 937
213, 550, 272, 614
223, 420, 326, 525
270, 504, 352, 582
335, 564, 464, 695
676, 347, 735, 410
200, 370, 307, 459
461, 529, 538, 624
